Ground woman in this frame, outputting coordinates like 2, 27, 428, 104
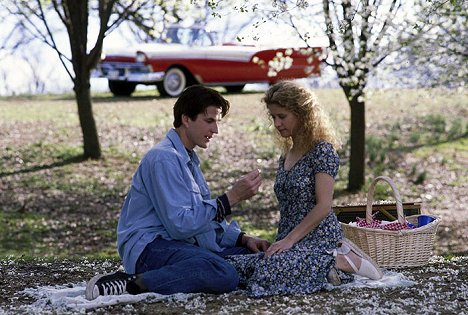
226, 81, 383, 297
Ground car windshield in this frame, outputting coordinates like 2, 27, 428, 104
159, 26, 216, 47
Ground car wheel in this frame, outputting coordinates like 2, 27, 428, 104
162, 67, 187, 97
225, 85, 245, 93
108, 80, 136, 96
156, 83, 169, 97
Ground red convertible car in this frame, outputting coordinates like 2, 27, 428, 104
95, 25, 324, 97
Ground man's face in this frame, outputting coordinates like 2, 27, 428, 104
183, 106, 222, 150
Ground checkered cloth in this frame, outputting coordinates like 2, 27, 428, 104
355, 214, 415, 231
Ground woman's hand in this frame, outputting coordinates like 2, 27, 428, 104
264, 237, 295, 258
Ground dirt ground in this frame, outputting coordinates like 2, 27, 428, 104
0, 256, 466, 314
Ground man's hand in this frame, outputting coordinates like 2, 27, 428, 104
226, 169, 262, 207
242, 234, 270, 253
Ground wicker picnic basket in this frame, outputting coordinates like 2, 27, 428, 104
341, 176, 441, 268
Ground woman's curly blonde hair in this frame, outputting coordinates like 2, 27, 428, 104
262, 80, 341, 155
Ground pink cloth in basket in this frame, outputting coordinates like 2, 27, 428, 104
355, 216, 415, 231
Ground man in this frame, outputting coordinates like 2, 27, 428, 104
85, 85, 270, 300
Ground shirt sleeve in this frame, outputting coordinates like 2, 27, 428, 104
142, 155, 218, 240
218, 220, 243, 248
312, 142, 340, 179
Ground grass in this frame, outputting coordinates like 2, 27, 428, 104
0, 100, 78, 123
0, 212, 49, 257
232, 216, 278, 243
413, 137, 468, 182
0, 88, 467, 259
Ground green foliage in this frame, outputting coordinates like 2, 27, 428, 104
368, 181, 393, 201
425, 114, 446, 139
412, 114, 466, 145
415, 170, 428, 184
448, 117, 465, 139
387, 130, 400, 150
409, 130, 422, 144
366, 135, 385, 163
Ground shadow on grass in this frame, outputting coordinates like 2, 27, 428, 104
91, 94, 161, 103
333, 134, 467, 197
0, 155, 86, 178
390, 133, 467, 153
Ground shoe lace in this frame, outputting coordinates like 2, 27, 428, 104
99, 279, 127, 296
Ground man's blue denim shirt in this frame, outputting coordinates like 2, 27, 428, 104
117, 128, 241, 273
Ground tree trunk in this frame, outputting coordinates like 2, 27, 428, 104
346, 90, 366, 191
74, 76, 101, 159
63, 0, 101, 159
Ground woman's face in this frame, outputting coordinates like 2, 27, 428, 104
267, 103, 299, 138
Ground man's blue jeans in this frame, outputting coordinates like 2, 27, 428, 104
134, 237, 251, 295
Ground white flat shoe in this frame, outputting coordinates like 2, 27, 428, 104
336, 238, 383, 280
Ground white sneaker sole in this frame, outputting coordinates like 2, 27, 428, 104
85, 274, 106, 300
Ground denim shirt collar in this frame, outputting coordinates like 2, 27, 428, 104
166, 128, 200, 167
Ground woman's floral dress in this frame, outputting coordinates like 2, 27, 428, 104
226, 141, 353, 297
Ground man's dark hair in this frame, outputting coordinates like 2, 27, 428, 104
173, 85, 230, 127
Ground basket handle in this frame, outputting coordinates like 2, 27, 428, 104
366, 176, 405, 224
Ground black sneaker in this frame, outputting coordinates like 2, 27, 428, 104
85, 271, 137, 300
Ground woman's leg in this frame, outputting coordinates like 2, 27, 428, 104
334, 238, 383, 280
335, 252, 360, 272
